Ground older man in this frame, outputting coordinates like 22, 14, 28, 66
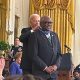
19, 14, 40, 74
29, 16, 62, 80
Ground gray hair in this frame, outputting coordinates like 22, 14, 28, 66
29, 14, 40, 22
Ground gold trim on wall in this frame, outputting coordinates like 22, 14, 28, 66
0, 1, 7, 41
0, 0, 10, 42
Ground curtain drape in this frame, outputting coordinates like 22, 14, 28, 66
29, 0, 75, 53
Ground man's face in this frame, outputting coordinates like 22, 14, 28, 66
40, 16, 53, 31
14, 38, 20, 45
30, 16, 40, 29
74, 71, 80, 78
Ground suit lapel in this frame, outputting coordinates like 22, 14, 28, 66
50, 32, 56, 53
38, 30, 56, 53
38, 30, 52, 47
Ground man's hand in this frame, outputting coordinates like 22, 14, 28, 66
52, 65, 57, 71
44, 66, 54, 74
43, 65, 57, 74
18, 47, 22, 52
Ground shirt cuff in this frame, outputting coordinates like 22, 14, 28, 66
43, 66, 48, 71
30, 30, 34, 33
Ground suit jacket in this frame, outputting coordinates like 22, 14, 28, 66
29, 29, 62, 79
19, 27, 33, 73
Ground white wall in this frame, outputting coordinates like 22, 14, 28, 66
8, 0, 15, 44
74, 0, 80, 66
8, 0, 29, 44
21, 0, 29, 28
15, 0, 29, 36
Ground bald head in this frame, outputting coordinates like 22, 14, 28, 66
29, 14, 40, 30
40, 16, 52, 22
40, 16, 53, 31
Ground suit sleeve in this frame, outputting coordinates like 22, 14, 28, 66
29, 33, 47, 70
19, 28, 31, 43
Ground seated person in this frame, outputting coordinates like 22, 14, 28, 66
73, 70, 80, 80
73, 64, 80, 80
9, 51, 22, 76
74, 64, 80, 73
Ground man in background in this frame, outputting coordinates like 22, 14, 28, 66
9, 37, 22, 65
73, 64, 80, 80
19, 14, 40, 74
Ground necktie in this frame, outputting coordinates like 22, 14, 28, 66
41, 30, 51, 43
47, 35, 51, 43
44, 31, 51, 43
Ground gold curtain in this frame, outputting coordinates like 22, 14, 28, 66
0, 0, 8, 42
29, 0, 75, 54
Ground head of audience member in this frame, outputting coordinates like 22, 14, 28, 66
14, 37, 20, 46
29, 14, 40, 30
5, 74, 45, 80
4, 75, 23, 80
40, 16, 53, 31
73, 70, 80, 78
14, 52, 22, 64
23, 74, 45, 80
23, 74, 35, 80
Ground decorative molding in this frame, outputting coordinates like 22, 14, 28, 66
32, 0, 71, 10
6, 30, 13, 35
60, 0, 69, 9
42, 0, 55, 9
32, 0, 41, 10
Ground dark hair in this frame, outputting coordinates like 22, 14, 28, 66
23, 74, 35, 80
4, 75, 23, 80
23, 74, 45, 80
34, 75, 45, 80
14, 52, 22, 60
5, 74, 45, 80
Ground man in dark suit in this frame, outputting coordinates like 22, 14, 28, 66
19, 14, 40, 74
29, 16, 62, 80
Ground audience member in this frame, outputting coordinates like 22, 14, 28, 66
74, 64, 80, 73
9, 51, 22, 76
73, 64, 80, 80
9, 37, 22, 65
